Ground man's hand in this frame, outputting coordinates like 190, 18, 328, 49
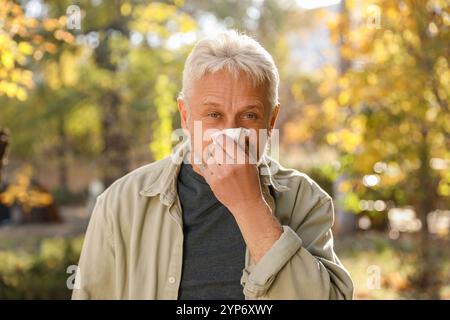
199, 135, 283, 264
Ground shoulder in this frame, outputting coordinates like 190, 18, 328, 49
96, 155, 172, 209
266, 157, 333, 217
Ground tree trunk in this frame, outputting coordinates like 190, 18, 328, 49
100, 90, 130, 187
333, 0, 357, 236
414, 127, 440, 299
56, 115, 69, 192
333, 174, 357, 235
95, 28, 130, 188
0, 128, 10, 183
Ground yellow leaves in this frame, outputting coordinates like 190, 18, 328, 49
326, 128, 363, 153
178, 14, 196, 33
0, 1, 75, 101
18, 41, 33, 55
401, 100, 412, 112
0, 81, 28, 100
120, 2, 132, 16
338, 180, 353, 193
317, 66, 338, 96
338, 76, 350, 88
350, 115, 367, 133
32, 34, 44, 45
131, 2, 197, 37
426, 105, 439, 122
1, 71, 31, 100
174, 0, 185, 7
322, 98, 338, 120
135, 3, 177, 24
60, 51, 79, 87
65, 103, 102, 154
327, 17, 339, 43
372, 38, 389, 63
15, 87, 27, 101
444, 11, 450, 26
367, 73, 378, 85
0, 165, 54, 212
1, 51, 14, 70
402, 29, 420, 49
304, 103, 320, 120
318, 80, 333, 97
44, 51, 80, 89
435, 56, 450, 88
438, 175, 450, 197
323, 65, 338, 79
340, 44, 354, 60
338, 90, 350, 105
326, 131, 339, 145
53, 29, 75, 44
290, 82, 304, 101
385, 6, 399, 21
0, 34, 6, 48
150, 74, 177, 160
339, 129, 362, 153
46, 62, 61, 90
43, 42, 57, 54
284, 120, 312, 144
0, 50, 33, 100
43, 18, 61, 32
381, 162, 406, 186
66, 104, 101, 137
0, 81, 16, 98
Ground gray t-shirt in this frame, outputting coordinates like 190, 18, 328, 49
177, 162, 246, 300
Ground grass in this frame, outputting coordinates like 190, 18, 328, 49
0, 223, 448, 299
335, 231, 450, 299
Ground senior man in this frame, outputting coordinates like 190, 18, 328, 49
72, 30, 353, 300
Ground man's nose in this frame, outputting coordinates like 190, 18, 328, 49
224, 115, 239, 129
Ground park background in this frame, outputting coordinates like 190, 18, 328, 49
0, 0, 449, 299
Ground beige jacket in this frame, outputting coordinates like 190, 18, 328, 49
72, 141, 353, 300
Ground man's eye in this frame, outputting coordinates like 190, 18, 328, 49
208, 112, 221, 119
243, 112, 258, 120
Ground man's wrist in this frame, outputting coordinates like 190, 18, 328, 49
227, 197, 270, 218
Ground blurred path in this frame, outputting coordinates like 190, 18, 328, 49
0, 206, 89, 251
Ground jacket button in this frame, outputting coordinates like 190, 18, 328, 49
168, 276, 176, 284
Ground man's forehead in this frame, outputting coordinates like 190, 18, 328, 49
191, 70, 268, 100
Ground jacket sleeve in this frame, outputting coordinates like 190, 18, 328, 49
71, 194, 117, 299
240, 196, 354, 300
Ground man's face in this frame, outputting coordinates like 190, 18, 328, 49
178, 69, 279, 169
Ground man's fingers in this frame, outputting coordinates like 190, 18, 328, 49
211, 142, 234, 165
214, 134, 253, 164
213, 134, 236, 160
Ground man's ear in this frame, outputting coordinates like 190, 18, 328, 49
268, 104, 280, 136
177, 98, 189, 133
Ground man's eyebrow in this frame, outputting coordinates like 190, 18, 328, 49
201, 101, 264, 109
202, 101, 223, 107
242, 104, 263, 110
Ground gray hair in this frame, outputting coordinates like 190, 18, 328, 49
179, 30, 280, 111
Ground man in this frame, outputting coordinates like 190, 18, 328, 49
72, 30, 353, 300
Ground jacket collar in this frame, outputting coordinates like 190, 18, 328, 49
139, 139, 290, 206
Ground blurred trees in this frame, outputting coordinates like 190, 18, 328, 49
285, 0, 449, 298
1, 0, 196, 189
0, 0, 72, 185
